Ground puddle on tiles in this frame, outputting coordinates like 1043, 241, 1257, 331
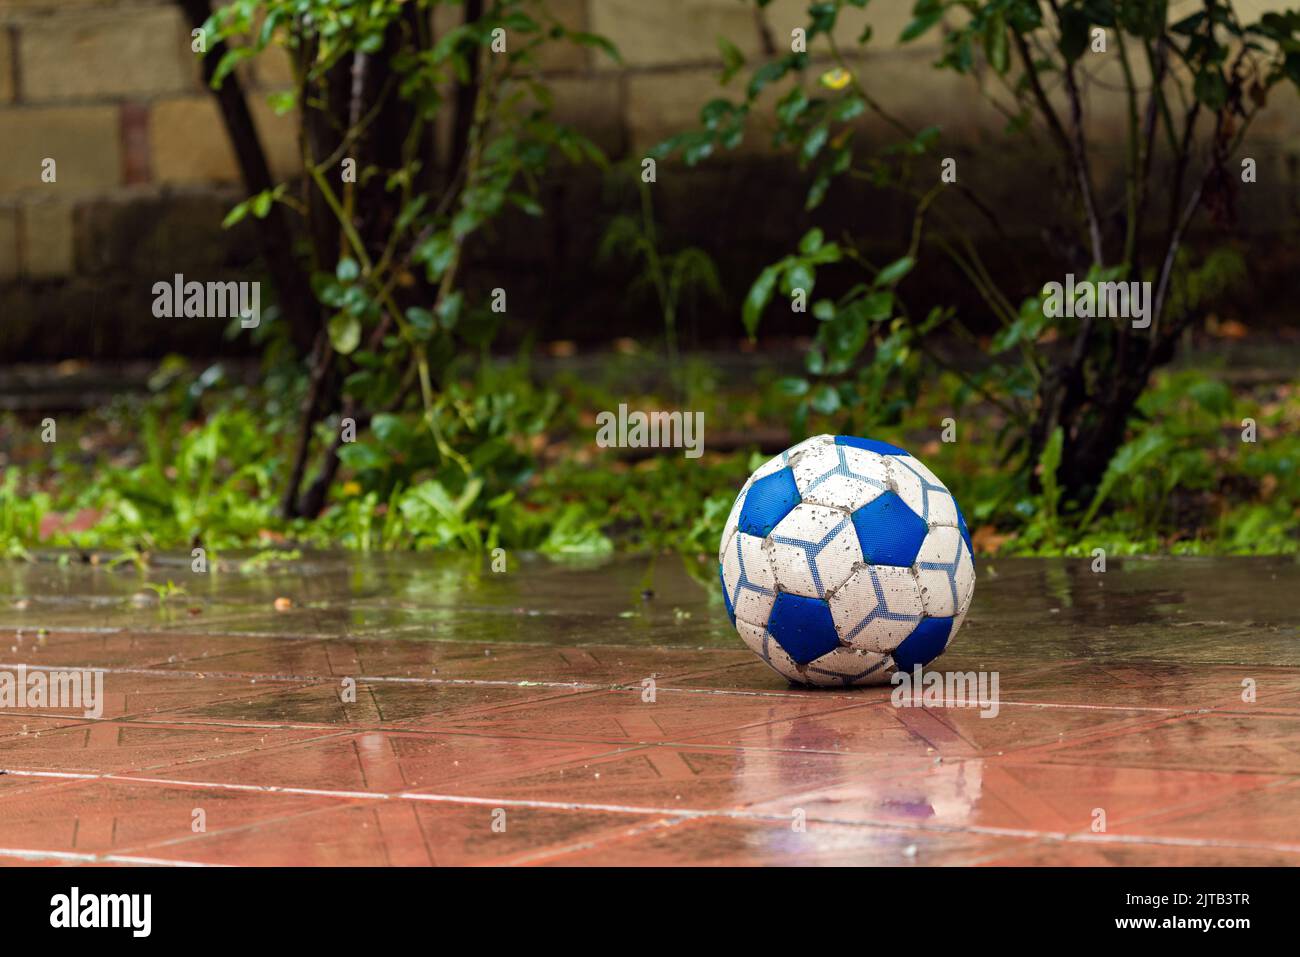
0, 553, 1296, 664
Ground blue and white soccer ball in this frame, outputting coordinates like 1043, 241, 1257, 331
719, 434, 975, 687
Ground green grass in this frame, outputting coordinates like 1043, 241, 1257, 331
1, 354, 1296, 561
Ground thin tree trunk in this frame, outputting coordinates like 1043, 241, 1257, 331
175, 0, 318, 355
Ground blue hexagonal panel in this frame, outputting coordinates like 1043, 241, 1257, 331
738, 467, 801, 538
893, 616, 952, 670
851, 490, 928, 567
835, 435, 910, 457
766, 592, 840, 665
719, 564, 736, 626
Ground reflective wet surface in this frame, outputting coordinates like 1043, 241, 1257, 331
0, 552, 1297, 865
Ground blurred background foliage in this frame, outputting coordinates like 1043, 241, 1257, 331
2, 0, 1297, 563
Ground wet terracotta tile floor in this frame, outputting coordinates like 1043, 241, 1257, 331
0, 553, 1297, 866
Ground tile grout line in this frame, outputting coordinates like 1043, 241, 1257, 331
5, 660, 1292, 716
4, 765, 1300, 856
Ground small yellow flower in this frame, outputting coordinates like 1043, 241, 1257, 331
820, 68, 852, 91
341, 481, 362, 497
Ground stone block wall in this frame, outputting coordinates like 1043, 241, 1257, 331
1, 0, 1297, 357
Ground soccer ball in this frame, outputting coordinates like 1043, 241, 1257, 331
718, 434, 975, 687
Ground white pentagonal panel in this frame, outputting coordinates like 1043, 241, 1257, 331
802, 646, 893, 687
915, 526, 967, 617
889, 455, 958, 528
828, 563, 924, 653
721, 530, 778, 627
736, 618, 804, 683
784, 433, 832, 466
767, 503, 863, 599
718, 488, 746, 563
791, 443, 890, 512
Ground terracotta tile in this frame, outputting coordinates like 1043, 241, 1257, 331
990, 659, 1300, 712
680, 696, 1161, 762
0, 770, 90, 800
0, 855, 87, 867
1037, 712, 1300, 774
0, 720, 335, 774
474, 645, 748, 685
149, 638, 734, 688
667, 655, 1016, 695
0, 628, 264, 670
679, 698, 960, 757
912, 702, 1168, 757
748, 759, 1279, 834
2, 553, 1297, 865
431, 687, 863, 743
1107, 778, 1300, 845
125, 800, 646, 866
157, 637, 469, 680
662, 660, 876, 695
977, 839, 1300, 866
412, 802, 645, 865
123, 802, 402, 866
162, 679, 576, 729
0, 671, 310, 722
0, 714, 90, 739
539, 816, 1034, 866
0, 779, 337, 856
139, 729, 620, 794
1214, 677, 1300, 715
432, 743, 925, 812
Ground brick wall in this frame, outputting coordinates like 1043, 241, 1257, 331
0, 0, 297, 282
1, 0, 1297, 356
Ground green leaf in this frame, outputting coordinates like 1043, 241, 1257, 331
328, 314, 361, 355
830, 95, 866, 122
900, 11, 942, 44
1038, 426, 1065, 534
798, 227, 824, 254
984, 12, 1009, 74
250, 190, 274, 218
861, 289, 894, 320
508, 192, 543, 216
371, 413, 414, 448
209, 46, 254, 90
717, 35, 745, 84
538, 505, 612, 556
810, 383, 841, 414
437, 291, 463, 330
1194, 70, 1228, 110
265, 90, 296, 115
1079, 429, 1170, 528
800, 124, 830, 164
311, 272, 346, 308
221, 200, 250, 229
404, 307, 435, 340
701, 98, 736, 131
412, 233, 456, 281
336, 257, 360, 282
805, 170, 832, 210
776, 87, 809, 125
875, 256, 915, 285
784, 262, 814, 296
568, 31, 622, 63
743, 264, 782, 338
775, 376, 810, 397
747, 59, 789, 99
